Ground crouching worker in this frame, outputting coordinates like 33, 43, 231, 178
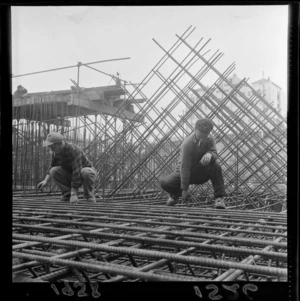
37, 132, 97, 204
159, 118, 226, 209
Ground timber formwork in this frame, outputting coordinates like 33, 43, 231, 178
13, 196, 287, 282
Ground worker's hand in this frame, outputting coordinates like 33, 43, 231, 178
70, 193, 79, 204
37, 180, 47, 191
200, 153, 212, 166
182, 190, 189, 202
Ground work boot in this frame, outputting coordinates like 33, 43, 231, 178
215, 197, 226, 209
86, 197, 97, 203
60, 194, 71, 202
166, 194, 179, 206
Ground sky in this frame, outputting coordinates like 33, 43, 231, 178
11, 5, 288, 114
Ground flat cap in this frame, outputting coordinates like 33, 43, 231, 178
43, 132, 64, 147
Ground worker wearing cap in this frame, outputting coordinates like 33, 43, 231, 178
159, 118, 226, 209
13, 85, 28, 97
37, 132, 97, 204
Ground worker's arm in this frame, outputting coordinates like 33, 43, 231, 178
180, 140, 192, 191
71, 153, 84, 190
206, 135, 218, 161
37, 153, 59, 190
69, 152, 87, 204
200, 136, 218, 166
37, 174, 50, 190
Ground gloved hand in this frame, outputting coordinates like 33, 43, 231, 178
182, 190, 189, 202
37, 180, 47, 191
200, 153, 212, 166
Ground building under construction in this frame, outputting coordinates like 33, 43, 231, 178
12, 26, 287, 283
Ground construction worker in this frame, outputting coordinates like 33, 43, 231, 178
159, 118, 226, 209
13, 85, 28, 97
37, 132, 97, 204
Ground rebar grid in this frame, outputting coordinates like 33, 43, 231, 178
13, 26, 286, 214
13, 196, 287, 282
104, 28, 286, 207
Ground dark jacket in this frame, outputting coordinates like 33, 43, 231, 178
49, 142, 94, 188
176, 133, 218, 190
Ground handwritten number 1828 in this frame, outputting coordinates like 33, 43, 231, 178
51, 281, 101, 298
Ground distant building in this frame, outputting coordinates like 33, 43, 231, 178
251, 77, 285, 114
184, 74, 286, 136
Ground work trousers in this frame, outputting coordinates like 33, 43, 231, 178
49, 166, 96, 199
160, 160, 226, 198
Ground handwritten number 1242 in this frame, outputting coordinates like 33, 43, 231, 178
194, 284, 258, 300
